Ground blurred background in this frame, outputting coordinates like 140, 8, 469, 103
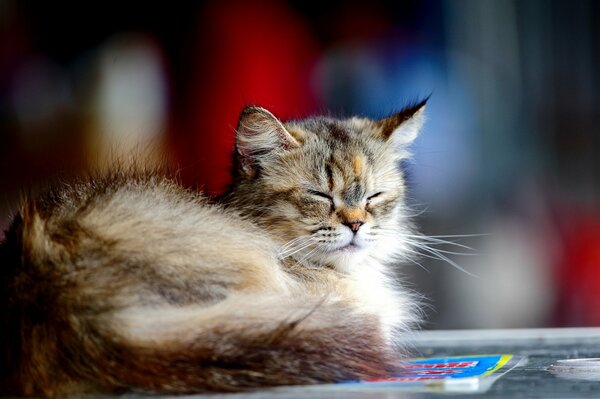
1, 0, 599, 329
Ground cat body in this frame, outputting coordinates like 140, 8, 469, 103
0, 102, 426, 396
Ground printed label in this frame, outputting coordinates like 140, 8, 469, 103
364, 354, 513, 383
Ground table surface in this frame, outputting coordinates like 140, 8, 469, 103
122, 328, 600, 399
7, 328, 572, 399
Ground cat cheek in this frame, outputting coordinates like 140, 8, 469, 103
366, 205, 379, 217
370, 198, 399, 217
296, 201, 329, 218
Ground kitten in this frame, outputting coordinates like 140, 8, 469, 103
0, 100, 427, 396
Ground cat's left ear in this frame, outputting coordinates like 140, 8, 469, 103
235, 106, 300, 177
376, 98, 428, 149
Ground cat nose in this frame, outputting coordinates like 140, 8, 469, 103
343, 221, 364, 233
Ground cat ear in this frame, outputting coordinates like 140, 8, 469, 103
376, 97, 428, 149
236, 106, 300, 177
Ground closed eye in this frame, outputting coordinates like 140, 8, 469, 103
307, 189, 333, 202
367, 192, 383, 204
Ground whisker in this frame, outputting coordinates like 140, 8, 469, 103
297, 246, 321, 264
419, 233, 491, 238
404, 240, 477, 256
278, 236, 312, 252
402, 206, 430, 218
406, 257, 430, 273
278, 240, 316, 259
412, 237, 476, 251
415, 246, 477, 257
407, 245, 479, 278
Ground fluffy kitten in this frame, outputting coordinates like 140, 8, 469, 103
0, 100, 426, 396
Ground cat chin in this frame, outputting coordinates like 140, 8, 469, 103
326, 245, 367, 259
337, 243, 362, 253
313, 246, 370, 272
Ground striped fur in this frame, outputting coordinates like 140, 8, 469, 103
0, 102, 426, 396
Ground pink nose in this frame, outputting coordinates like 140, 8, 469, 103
344, 221, 364, 233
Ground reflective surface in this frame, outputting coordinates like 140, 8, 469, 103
120, 328, 600, 399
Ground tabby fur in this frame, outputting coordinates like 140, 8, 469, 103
0, 100, 427, 395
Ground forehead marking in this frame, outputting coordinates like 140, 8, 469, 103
327, 122, 350, 144
343, 181, 365, 205
352, 154, 364, 176
325, 163, 334, 191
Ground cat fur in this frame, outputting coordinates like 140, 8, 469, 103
0, 100, 427, 395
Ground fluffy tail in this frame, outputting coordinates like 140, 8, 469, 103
79, 298, 397, 394
6, 297, 398, 396
0, 205, 398, 396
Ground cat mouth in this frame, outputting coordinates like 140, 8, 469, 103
334, 241, 362, 253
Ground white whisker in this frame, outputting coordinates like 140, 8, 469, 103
278, 235, 312, 252
406, 245, 479, 278
277, 240, 316, 259
296, 246, 322, 264
404, 240, 477, 257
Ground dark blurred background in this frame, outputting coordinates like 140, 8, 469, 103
1, 0, 599, 329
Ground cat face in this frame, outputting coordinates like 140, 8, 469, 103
233, 103, 426, 271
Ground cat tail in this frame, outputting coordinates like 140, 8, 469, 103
2, 203, 399, 395
72, 296, 399, 394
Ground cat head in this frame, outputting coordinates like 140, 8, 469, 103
231, 100, 427, 271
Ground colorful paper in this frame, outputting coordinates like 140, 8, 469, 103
367, 354, 513, 383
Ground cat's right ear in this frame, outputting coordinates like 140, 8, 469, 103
235, 106, 300, 177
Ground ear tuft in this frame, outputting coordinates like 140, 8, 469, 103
377, 97, 428, 148
235, 106, 299, 177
